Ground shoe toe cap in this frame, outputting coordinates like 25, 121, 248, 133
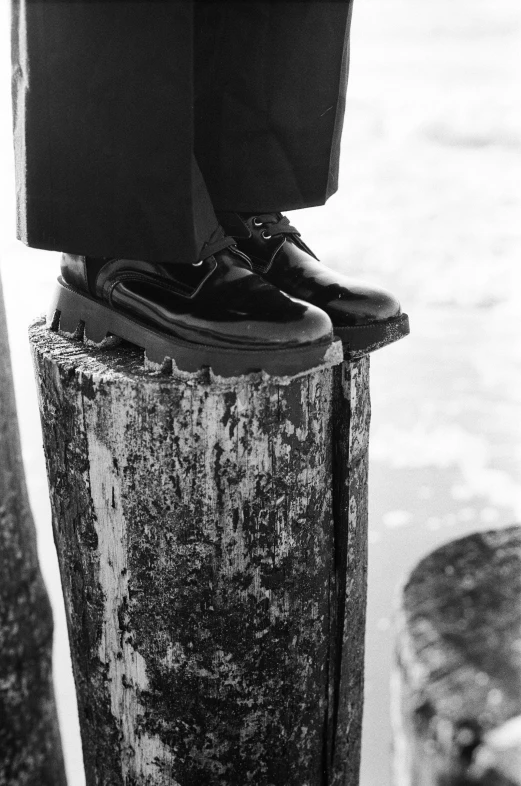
295, 300, 334, 345
247, 299, 333, 347
328, 282, 402, 326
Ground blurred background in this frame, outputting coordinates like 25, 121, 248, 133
0, 0, 519, 783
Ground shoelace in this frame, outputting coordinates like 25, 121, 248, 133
194, 226, 237, 266
251, 213, 301, 240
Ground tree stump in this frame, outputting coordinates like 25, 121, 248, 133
30, 317, 370, 786
393, 526, 521, 786
0, 279, 66, 786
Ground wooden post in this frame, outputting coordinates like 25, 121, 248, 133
393, 526, 521, 786
0, 278, 66, 785
30, 317, 370, 786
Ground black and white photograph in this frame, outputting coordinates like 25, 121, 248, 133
0, 1, 519, 784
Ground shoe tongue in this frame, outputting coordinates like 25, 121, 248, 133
239, 211, 279, 220
240, 211, 281, 226
238, 211, 263, 220
215, 212, 251, 238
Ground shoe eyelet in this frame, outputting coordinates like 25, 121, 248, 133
253, 218, 263, 227
192, 260, 204, 267
261, 230, 271, 240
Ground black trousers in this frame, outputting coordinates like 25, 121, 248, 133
11, 1, 353, 264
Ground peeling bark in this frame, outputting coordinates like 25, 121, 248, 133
0, 280, 66, 786
393, 526, 521, 786
30, 319, 370, 786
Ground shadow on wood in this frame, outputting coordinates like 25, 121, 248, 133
393, 526, 521, 786
0, 279, 66, 785
30, 319, 370, 786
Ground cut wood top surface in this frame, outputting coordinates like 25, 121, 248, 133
30, 317, 344, 390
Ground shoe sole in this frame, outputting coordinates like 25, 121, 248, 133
47, 278, 338, 378
335, 313, 410, 357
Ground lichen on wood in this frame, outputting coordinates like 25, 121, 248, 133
30, 318, 370, 786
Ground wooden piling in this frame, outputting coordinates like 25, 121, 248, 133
393, 526, 521, 786
30, 318, 370, 786
0, 280, 66, 786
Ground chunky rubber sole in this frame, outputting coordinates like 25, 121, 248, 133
47, 278, 337, 378
335, 313, 410, 357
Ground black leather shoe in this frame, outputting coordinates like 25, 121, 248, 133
48, 245, 335, 377
217, 212, 410, 356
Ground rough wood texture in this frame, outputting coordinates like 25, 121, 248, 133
393, 526, 521, 786
30, 318, 370, 786
0, 281, 66, 786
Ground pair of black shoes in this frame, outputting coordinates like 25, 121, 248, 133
49, 213, 409, 377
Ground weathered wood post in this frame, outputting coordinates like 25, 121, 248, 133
30, 316, 370, 786
0, 277, 66, 785
393, 526, 521, 786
